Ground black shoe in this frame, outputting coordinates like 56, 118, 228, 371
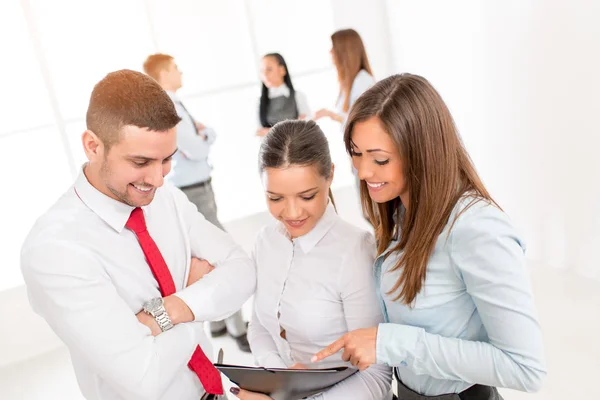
210, 326, 228, 338
234, 333, 251, 353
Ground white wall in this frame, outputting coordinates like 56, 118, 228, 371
385, 0, 600, 280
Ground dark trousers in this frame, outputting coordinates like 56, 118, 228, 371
395, 377, 502, 400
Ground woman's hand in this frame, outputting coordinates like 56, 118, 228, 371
313, 109, 344, 123
229, 387, 273, 399
311, 327, 379, 371
289, 363, 308, 369
256, 128, 270, 137
313, 108, 333, 120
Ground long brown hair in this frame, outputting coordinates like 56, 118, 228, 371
331, 29, 373, 113
344, 74, 497, 305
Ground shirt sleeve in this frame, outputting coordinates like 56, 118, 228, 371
172, 186, 256, 322
316, 232, 392, 400
21, 241, 200, 400
246, 238, 288, 368
200, 126, 217, 146
247, 304, 288, 369
349, 71, 376, 109
173, 104, 211, 161
375, 205, 547, 392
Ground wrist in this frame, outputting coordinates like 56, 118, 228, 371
142, 297, 173, 332
163, 294, 195, 325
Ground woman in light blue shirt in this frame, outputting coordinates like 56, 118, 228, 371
312, 74, 547, 400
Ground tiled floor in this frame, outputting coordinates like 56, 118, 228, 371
1, 186, 598, 399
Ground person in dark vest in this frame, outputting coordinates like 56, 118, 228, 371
256, 53, 311, 137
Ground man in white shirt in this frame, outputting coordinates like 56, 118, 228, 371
20, 69, 256, 400
143, 54, 250, 351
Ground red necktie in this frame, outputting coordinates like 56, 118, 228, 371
126, 207, 224, 395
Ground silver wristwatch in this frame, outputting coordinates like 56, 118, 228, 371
143, 297, 174, 332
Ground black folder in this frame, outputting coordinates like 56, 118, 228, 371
215, 363, 357, 400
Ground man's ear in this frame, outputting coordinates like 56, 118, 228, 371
157, 69, 168, 86
82, 129, 104, 161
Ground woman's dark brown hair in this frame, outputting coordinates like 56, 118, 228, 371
344, 73, 497, 304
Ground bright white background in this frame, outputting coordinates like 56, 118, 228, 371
3, 0, 597, 289
0, 1, 599, 397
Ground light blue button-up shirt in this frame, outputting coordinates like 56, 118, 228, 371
374, 197, 546, 396
166, 91, 216, 188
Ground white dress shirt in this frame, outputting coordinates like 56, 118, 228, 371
335, 69, 376, 127
248, 203, 392, 399
21, 167, 256, 400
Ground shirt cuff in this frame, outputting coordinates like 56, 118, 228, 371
172, 287, 204, 322
376, 323, 421, 367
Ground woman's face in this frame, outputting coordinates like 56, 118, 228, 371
350, 116, 408, 205
262, 164, 333, 238
329, 46, 338, 69
260, 56, 286, 88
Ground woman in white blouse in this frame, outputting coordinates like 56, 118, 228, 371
230, 120, 392, 400
256, 53, 311, 137
313, 29, 375, 126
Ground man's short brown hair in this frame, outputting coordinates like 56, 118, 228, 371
86, 69, 181, 150
143, 54, 174, 81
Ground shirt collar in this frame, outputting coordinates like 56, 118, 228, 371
268, 84, 290, 99
74, 165, 136, 233
276, 202, 338, 254
166, 90, 179, 103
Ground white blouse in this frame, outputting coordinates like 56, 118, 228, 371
335, 69, 376, 123
247, 203, 392, 399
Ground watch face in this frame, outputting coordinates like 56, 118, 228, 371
145, 297, 163, 313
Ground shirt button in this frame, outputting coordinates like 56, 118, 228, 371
400, 361, 408, 367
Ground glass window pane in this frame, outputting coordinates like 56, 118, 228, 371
0, 1, 55, 134
147, 0, 258, 96
30, 0, 156, 120
247, 0, 335, 74
0, 128, 72, 291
